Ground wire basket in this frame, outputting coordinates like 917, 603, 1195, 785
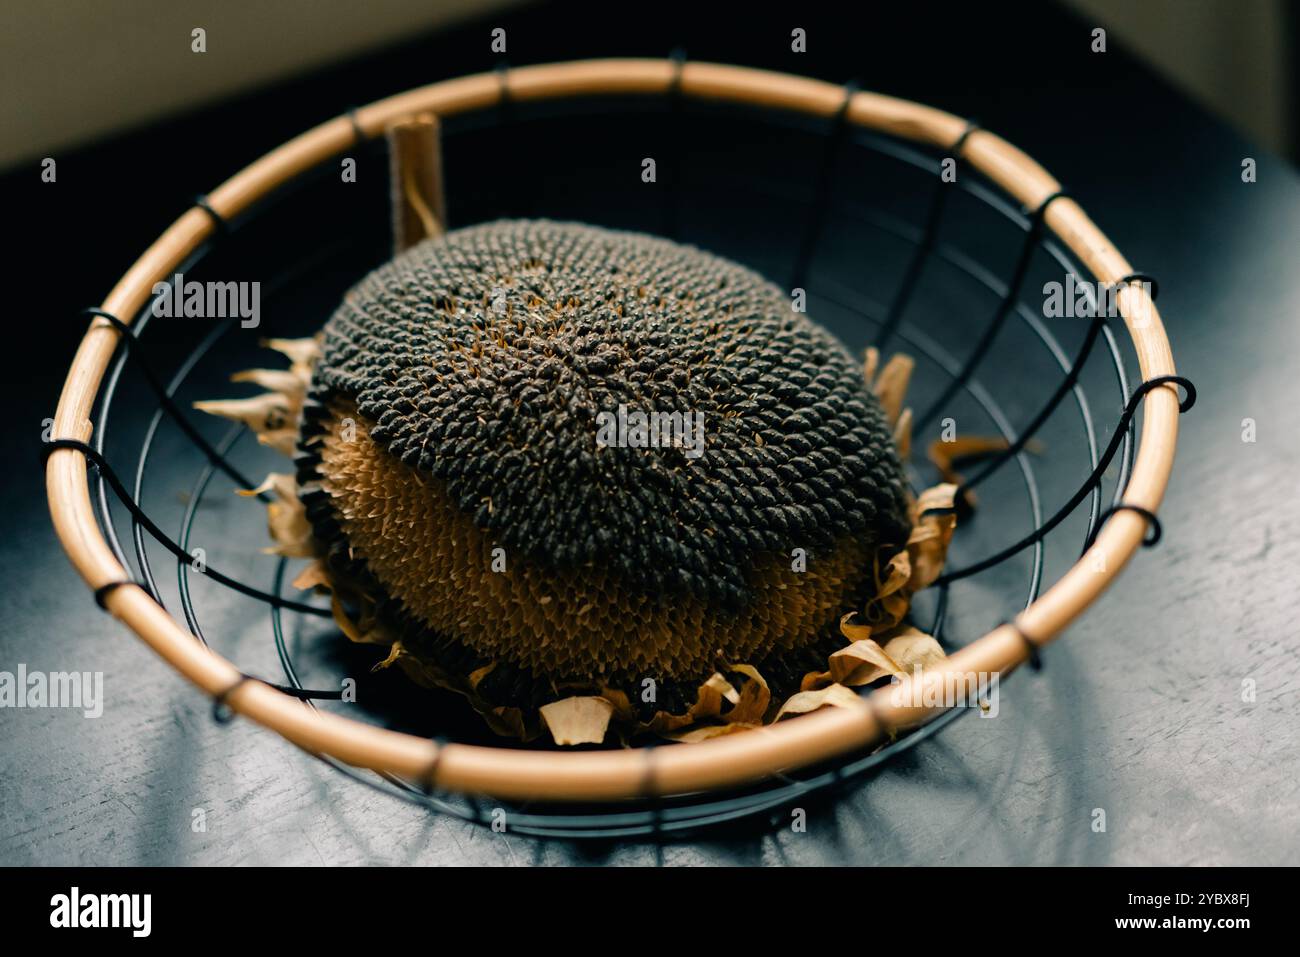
43, 59, 1193, 840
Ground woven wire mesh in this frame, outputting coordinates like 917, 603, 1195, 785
75, 81, 1166, 841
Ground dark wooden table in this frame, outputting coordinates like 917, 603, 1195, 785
2, 1, 1297, 865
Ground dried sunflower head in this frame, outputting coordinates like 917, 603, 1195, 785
292, 219, 913, 732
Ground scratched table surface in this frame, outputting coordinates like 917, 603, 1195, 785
2, 1, 1297, 866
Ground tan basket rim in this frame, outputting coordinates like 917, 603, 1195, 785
45, 59, 1181, 802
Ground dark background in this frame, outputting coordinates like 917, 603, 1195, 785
2, 0, 1298, 864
